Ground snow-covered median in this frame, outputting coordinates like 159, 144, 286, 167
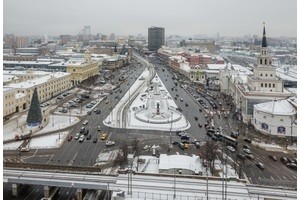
29, 132, 68, 149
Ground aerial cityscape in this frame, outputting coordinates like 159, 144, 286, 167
3, 0, 297, 200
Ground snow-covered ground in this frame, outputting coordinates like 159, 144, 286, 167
29, 132, 68, 149
95, 149, 119, 166
252, 141, 288, 152
104, 68, 190, 131
3, 141, 24, 150
36, 115, 79, 134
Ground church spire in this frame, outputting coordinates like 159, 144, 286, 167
262, 22, 267, 48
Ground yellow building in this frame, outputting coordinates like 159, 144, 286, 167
4, 72, 72, 118
66, 51, 100, 85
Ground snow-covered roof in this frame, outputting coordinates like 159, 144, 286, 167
207, 64, 226, 70
15, 93, 27, 99
6, 72, 70, 89
3, 70, 50, 76
254, 99, 296, 115
3, 75, 18, 83
180, 64, 190, 73
159, 154, 202, 173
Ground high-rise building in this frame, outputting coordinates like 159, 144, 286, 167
16, 36, 27, 48
84, 26, 91, 35
148, 26, 165, 51
60, 35, 72, 45
110, 33, 116, 41
4, 33, 16, 49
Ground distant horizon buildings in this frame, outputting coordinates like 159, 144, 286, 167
148, 26, 165, 51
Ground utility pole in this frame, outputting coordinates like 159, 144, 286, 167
173, 168, 176, 199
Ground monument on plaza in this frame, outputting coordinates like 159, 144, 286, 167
26, 88, 43, 126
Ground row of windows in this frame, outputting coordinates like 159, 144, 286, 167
260, 73, 273, 77
263, 116, 284, 121
261, 83, 275, 88
260, 59, 271, 65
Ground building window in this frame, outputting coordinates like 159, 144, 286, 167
273, 84, 275, 88
261, 83, 263, 87
265, 74, 268, 77
260, 59, 262, 65
73, 69, 76, 72
265, 83, 267, 87
280, 119, 283, 122
263, 116, 266, 119
265, 60, 267, 64
269, 83, 271, 87
270, 74, 273, 77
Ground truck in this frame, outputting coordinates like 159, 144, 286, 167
15, 130, 32, 141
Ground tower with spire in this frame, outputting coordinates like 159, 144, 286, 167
249, 23, 283, 93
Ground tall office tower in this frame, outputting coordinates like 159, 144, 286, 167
16, 36, 27, 48
148, 26, 165, 51
4, 33, 16, 48
60, 35, 72, 45
84, 26, 91, 35
110, 33, 116, 41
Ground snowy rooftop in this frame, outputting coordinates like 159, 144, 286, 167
180, 64, 190, 73
15, 93, 27, 99
5, 72, 70, 89
159, 154, 202, 173
207, 64, 226, 70
3, 60, 51, 65
254, 99, 297, 115
4, 70, 50, 76
3, 75, 18, 83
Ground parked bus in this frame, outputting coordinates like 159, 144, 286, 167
219, 134, 238, 148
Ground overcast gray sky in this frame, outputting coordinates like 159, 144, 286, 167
3, 0, 297, 37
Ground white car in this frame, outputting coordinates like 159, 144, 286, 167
227, 146, 235, 152
180, 98, 183, 101
83, 120, 88, 125
79, 135, 85, 142
143, 145, 150, 150
106, 141, 115, 146
74, 133, 80, 140
97, 126, 101, 131
243, 148, 251, 154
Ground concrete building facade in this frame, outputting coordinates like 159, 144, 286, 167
148, 27, 165, 51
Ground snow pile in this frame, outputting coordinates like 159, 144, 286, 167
3, 141, 23, 150
287, 143, 297, 151
215, 160, 238, 179
36, 115, 79, 134
252, 141, 283, 152
95, 150, 119, 166
29, 132, 68, 149
132, 156, 160, 173
3, 114, 27, 141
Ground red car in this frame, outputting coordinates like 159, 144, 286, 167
67, 135, 73, 141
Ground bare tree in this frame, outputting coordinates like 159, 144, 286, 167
114, 140, 129, 167
131, 137, 140, 171
202, 140, 219, 174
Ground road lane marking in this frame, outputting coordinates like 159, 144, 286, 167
270, 176, 274, 180
283, 176, 287, 180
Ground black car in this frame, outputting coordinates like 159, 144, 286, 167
237, 154, 246, 160
96, 110, 101, 114
185, 103, 188, 107
281, 157, 289, 164
243, 144, 250, 150
93, 138, 98, 143
87, 111, 91, 115
86, 135, 91, 140
286, 163, 297, 170
171, 141, 179, 145
198, 123, 202, 128
243, 138, 252, 143
194, 117, 198, 121
256, 162, 265, 170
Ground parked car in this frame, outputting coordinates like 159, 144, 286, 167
80, 127, 85, 133
67, 135, 73, 141
243, 144, 250, 150
269, 155, 277, 161
87, 111, 92, 115
86, 135, 91, 140
256, 162, 265, 170
227, 146, 235, 152
83, 120, 88, 125
237, 154, 246, 160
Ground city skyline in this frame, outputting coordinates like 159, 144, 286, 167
4, 0, 297, 37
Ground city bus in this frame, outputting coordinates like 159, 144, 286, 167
219, 133, 238, 148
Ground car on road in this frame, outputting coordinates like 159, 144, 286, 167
194, 117, 198, 120
79, 135, 85, 142
86, 104, 92, 108
97, 126, 101, 131
80, 127, 85, 133
94, 108, 98, 112
205, 114, 208, 118
87, 111, 91, 115
174, 97, 177, 100
84, 128, 89, 135
143, 145, 151, 150
93, 138, 98, 143
83, 120, 88, 125
231, 131, 239, 138
243, 144, 250, 150
243, 138, 252, 143
181, 134, 190, 140
180, 98, 183, 101
237, 153, 246, 160
227, 146, 235, 152
86, 135, 91, 140
106, 141, 115, 146
67, 135, 72, 141
101, 133, 108, 140
198, 123, 202, 128
199, 108, 202, 112
105, 100, 109, 104
286, 163, 297, 170
96, 110, 101, 114
243, 148, 251, 154
178, 142, 189, 149
269, 155, 277, 161
281, 157, 289, 164
74, 133, 80, 140
256, 162, 265, 170
246, 154, 254, 160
